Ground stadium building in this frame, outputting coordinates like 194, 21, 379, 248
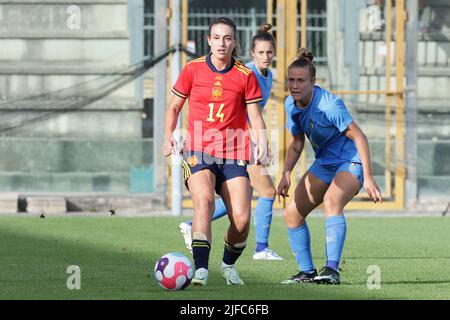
0, 0, 449, 214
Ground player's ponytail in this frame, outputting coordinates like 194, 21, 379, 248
297, 48, 314, 62
250, 23, 275, 53
288, 47, 316, 79
258, 23, 273, 34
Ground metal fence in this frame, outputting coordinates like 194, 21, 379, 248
297, 10, 327, 64
143, 6, 327, 64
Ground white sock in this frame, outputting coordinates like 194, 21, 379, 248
221, 262, 234, 270
195, 267, 208, 274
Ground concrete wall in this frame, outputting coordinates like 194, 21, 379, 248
0, 0, 149, 193
0, 138, 153, 192
0, 0, 141, 137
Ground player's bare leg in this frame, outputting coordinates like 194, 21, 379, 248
284, 171, 329, 227
187, 170, 216, 286
220, 176, 251, 285
322, 172, 360, 217
248, 164, 276, 199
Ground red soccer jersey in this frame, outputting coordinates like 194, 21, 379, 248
172, 54, 262, 161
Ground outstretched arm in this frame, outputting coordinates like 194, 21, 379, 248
344, 121, 382, 203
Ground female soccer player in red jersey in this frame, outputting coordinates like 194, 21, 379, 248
179, 24, 284, 261
163, 17, 269, 286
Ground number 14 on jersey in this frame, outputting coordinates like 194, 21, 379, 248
206, 103, 225, 122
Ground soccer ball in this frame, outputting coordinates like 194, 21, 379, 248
154, 252, 194, 290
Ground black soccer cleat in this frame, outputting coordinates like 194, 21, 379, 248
281, 269, 318, 284
313, 266, 340, 285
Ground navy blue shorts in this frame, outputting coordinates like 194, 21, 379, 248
180, 151, 249, 196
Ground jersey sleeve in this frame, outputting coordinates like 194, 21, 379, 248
259, 70, 273, 108
171, 64, 193, 100
285, 97, 302, 136
324, 99, 354, 132
244, 72, 263, 105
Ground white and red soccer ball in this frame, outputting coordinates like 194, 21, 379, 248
154, 252, 194, 290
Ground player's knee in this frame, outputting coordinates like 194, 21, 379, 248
283, 207, 306, 227
230, 212, 250, 233
195, 197, 215, 214
283, 203, 307, 228
322, 194, 342, 213
261, 187, 276, 199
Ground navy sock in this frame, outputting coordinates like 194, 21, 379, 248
326, 260, 339, 271
223, 240, 246, 265
255, 242, 268, 252
192, 239, 211, 270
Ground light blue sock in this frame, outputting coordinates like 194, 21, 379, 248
254, 197, 275, 251
325, 215, 347, 272
211, 198, 228, 221
288, 223, 315, 272
184, 198, 228, 225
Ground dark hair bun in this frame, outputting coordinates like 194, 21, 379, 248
258, 23, 272, 34
298, 48, 314, 62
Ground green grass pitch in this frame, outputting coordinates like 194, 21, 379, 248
1, 215, 450, 300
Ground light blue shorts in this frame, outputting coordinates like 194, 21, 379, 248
309, 161, 364, 188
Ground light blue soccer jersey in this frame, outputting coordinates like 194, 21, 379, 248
285, 85, 361, 165
246, 61, 272, 108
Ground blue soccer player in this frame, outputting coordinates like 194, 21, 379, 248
179, 23, 283, 261
277, 48, 382, 285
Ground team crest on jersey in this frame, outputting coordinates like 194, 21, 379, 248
187, 155, 198, 167
212, 87, 223, 100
